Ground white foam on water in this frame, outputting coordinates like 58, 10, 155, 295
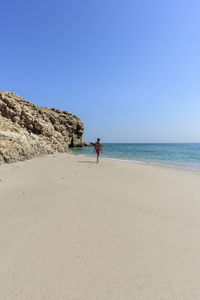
102, 157, 145, 164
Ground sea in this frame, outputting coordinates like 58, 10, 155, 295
72, 143, 200, 172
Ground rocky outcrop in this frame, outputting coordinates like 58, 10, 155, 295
83, 141, 93, 146
0, 91, 84, 163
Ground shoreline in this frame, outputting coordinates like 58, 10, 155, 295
73, 152, 200, 174
1, 150, 200, 174
72, 142, 200, 173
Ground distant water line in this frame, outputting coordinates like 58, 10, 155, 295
72, 143, 200, 172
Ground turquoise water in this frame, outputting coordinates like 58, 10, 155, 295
72, 143, 200, 172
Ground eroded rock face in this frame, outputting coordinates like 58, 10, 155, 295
0, 91, 84, 163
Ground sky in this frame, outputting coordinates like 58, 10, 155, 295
1, 0, 200, 143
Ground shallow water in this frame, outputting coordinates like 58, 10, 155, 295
72, 143, 200, 172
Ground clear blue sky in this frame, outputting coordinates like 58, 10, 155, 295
1, 0, 200, 142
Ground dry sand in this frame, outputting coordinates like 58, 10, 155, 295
1, 153, 200, 299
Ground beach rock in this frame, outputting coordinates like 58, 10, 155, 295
83, 141, 93, 146
0, 91, 84, 163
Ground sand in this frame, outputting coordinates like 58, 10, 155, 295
1, 153, 200, 299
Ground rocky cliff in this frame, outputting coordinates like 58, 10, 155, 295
0, 91, 84, 163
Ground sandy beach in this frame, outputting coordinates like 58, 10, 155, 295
1, 153, 200, 299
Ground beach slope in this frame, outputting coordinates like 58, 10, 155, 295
1, 154, 200, 299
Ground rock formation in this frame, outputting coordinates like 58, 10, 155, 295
0, 91, 84, 163
83, 141, 93, 146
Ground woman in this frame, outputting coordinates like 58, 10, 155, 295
93, 138, 103, 163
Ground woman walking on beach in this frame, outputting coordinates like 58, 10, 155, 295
94, 138, 103, 163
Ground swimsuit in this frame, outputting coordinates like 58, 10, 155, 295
96, 148, 101, 154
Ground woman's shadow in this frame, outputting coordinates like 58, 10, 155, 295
77, 161, 96, 164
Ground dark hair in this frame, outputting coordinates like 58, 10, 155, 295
97, 138, 100, 142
